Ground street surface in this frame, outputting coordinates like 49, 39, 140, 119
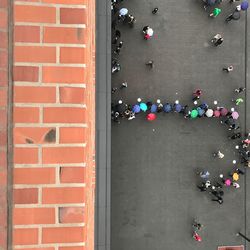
111, 0, 250, 249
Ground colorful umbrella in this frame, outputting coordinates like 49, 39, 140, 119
224, 179, 231, 186
119, 8, 128, 16
147, 113, 156, 121
174, 104, 182, 113
150, 104, 157, 113
232, 173, 239, 181
147, 28, 154, 36
231, 111, 239, 120
213, 110, 220, 117
197, 107, 205, 117
140, 102, 148, 112
190, 109, 198, 118
132, 104, 140, 113
205, 109, 213, 117
220, 108, 228, 116
241, 1, 249, 10
163, 103, 172, 113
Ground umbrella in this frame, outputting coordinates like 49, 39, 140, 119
174, 104, 182, 113
220, 107, 228, 116
206, 0, 216, 5
116, 103, 127, 113
147, 113, 156, 121
231, 10, 241, 20
213, 110, 220, 117
119, 8, 128, 16
241, 1, 249, 10
132, 104, 140, 113
232, 173, 239, 181
200, 102, 208, 110
231, 111, 239, 120
150, 104, 157, 113
163, 103, 172, 113
224, 179, 231, 186
197, 107, 205, 116
140, 102, 148, 112
147, 28, 154, 36
205, 109, 213, 117
190, 109, 198, 118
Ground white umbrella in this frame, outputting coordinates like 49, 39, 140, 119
147, 28, 154, 36
205, 109, 213, 117
119, 8, 128, 16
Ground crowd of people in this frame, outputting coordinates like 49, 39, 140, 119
111, 0, 249, 243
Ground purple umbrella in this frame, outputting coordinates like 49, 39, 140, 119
132, 104, 140, 113
231, 111, 239, 120
241, 1, 249, 10
174, 104, 182, 113
220, 108, 228, 117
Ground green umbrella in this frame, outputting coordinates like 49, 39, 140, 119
190, 109, 198, 118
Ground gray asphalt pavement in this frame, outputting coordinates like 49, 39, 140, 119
111, 1, 249, 250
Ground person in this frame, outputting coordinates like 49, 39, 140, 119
127, 14, 136, 27
142, 26, 153, 40
120, 81, 128, 88
197, 184, 207, 192
212, 196, 223, 204
112, 30, 121, 44
193, 231, 202, 242
223, 65, 233, 72
199, 170, 210, 179
235, 87, 246, 93
225, 7, 241, 22
152, 7, 159, 14
235, 98, 244, 106
236, 168, 245, 175
211, 34, 223, 46
112, 87, 118, 93
213, 150, 224, 159
210, 7, 222, 17
192, 89, 202, 101
145, 60, 154, 68
242, 139, 250, 148
233, 182, 240, 188
193, 221, 203, 231
112, 62, 121, 74
228, 132, 241, 140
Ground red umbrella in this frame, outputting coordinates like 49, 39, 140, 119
220, 107, 228, 116
213, 110, 220, 117
147, 113, 156, 121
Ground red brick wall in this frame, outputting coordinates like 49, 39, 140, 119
12, 0, 95, 249
0, 0, 9, 249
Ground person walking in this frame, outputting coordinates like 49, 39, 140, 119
228, 132, 241, 140
120, 81, 128, 88
223, 65, 233, 72
213, 150, 225, 159
210, 7, 222, 17
192, 89, 202, 101
152, 7, 159, 14
145, 60, 154, 69
212, 196, 223, 204
235, 87, 246, 93
236, 168, 245, 175
211, 34, 223, 46
234, 98, 244, 106
225, 6, 241, 22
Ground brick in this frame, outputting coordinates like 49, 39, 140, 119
18, 248, 54, 250
59, 127, 86, 143
43, 66, 85, 84
13, 188, 38, 204
14, 86, 56, 103
0, 129, 7, 146
14, 26, 40, 43
44, 107, 86, 123
13, 228, 38, 245
0, 70, 7, 87
60, 87, 85, 104
14, 107, 39, 123
14, 147, 38, 164
14, 168, 55, 184
60, 8, 86, 24
13, 66, 39, 82
59, 247, 85, 250
42, 147, 85, 164
60, 167, 85, 183
0, 108, 7, 128
0, 0, 7, 8
13, 208, 55, 225
59, 207, 84, 223
43, 27, 85, 44
0, 88, 7, 106
0, 148, 7, 167
60, 47, 86, 64
42, 187, 85, 204
0, 31, 7, 49
0, 51, 7, 68
14, 5, 56, 23
15, 46, 56, 63
0, 9, 7, 29
14, 127, 56, 144
43, 0, 86, 3
42, 227, 85, 243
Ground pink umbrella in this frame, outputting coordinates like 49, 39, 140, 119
224, 179, 231, 186
231, 111, 239, 120
147, 113, 156, 121
213, 110, 220, 117
220, 108, 228, 116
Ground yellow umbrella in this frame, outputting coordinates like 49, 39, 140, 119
233, 173, 239, 181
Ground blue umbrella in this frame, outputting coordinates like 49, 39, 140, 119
150, 104, 157, 113
132, 104, 140, 113
200, 102, 208, 110
241, 1, 249, 10
119, 8, 128, 16
140, 102, 148, 112
174, 103, 182, 113
197, 107, 205, 116
163, 103, 172, 113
